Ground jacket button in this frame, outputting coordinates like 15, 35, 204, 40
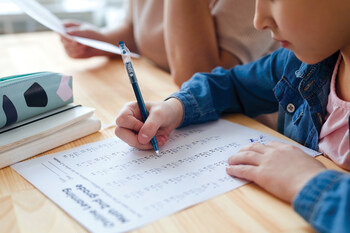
287, 104, 295, 113
287, 103, 295, 113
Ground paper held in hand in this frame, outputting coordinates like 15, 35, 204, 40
11, 0, 139, 58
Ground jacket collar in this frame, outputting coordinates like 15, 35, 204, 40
296, 52, 340, 100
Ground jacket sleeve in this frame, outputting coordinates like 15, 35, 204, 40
293, 170, 350, 233
169, 48, 290, 127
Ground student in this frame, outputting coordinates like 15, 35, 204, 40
60, 0, 278, 86
114, 0, 350, 232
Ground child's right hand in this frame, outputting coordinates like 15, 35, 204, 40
115, 98, 184, 150
60, 21, 111, 58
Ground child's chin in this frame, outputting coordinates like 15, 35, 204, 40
294, 53, 329, 65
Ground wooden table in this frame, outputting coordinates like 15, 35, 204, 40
0, 32, 346, 233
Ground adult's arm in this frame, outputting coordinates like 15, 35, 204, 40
101, 1, 138, 55
163, 0, 240, 86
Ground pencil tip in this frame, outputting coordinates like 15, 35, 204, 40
155, 150, 160, 156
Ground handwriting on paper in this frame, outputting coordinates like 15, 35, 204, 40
12, 119, 319, 233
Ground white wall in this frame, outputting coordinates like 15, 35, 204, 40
0, 0, 127, 34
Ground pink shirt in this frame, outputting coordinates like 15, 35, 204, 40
318, 55, 350, 170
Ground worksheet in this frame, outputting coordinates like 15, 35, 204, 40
12, 119, 319, 233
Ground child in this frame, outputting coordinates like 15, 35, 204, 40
60, 0, 278, 86
115, 0, 350, 232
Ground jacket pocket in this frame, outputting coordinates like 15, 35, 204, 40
273, 76, 304, 124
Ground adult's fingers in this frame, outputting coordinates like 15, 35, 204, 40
60, 34, 78, 45
62, 20, 81, 28
65, 28, 91, 37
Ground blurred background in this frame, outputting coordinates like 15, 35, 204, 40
0, 0, 128, 34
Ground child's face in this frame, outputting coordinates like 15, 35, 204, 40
254, 0, 350, 64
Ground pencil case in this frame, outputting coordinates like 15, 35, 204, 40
0, 71, 73, 128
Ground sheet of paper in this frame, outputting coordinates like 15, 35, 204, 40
11, 0, 139, 57
12, 119, 319, 233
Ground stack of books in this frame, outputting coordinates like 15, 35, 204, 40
0, 72, 101, 168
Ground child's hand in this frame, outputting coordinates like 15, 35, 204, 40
60, 21, 110, 58
226, 141, 326, 203
115, 98, 184, 150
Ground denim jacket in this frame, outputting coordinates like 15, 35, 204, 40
293, 170, 350, 233
171, 48, 341, 150
170, 48, 349, 232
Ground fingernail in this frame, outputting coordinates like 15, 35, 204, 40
157, 136, 167, 146
140, 133, 149, 143
158, 138, 165, 146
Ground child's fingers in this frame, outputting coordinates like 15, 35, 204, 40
138, 120, 161, 144
228, 151, 261, 166
266, 141, 299, 150
240, 142, 269, 153
115, 114, 144, 133
155, 135, 168, 147
137, 108, 166, 144
115, 126, 153, 150
119, 102, 143, 120
226, 164, 258, 182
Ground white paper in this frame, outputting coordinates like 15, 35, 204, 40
11, 0, 139, 57
12, 119, 319, 233
0, 104, 95, 151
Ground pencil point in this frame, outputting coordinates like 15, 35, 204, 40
155, 150, 160, 156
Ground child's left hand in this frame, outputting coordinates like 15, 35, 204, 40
226, 141, 326, 203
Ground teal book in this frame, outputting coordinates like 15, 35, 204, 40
0, 72, 101, 168
0, 72, 73, 128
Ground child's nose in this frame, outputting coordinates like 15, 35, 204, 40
254, 0, 275, 31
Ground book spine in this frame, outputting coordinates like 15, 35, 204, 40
3, 117, 101, 169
